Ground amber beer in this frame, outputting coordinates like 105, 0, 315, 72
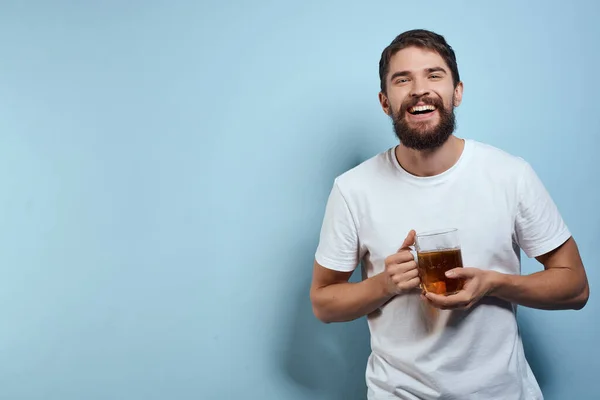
417, 248, 465, 295
415, 229, 466, 296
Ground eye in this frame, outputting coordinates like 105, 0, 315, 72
429, 74, 442, 80
395, 78, 410, 84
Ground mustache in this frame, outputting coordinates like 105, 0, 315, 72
399, 96, 445, 114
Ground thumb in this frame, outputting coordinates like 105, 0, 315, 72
398, 229, 416, 251
445, 267, 476, 279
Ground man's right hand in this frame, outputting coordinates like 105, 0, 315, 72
382, 229, 421, 296
310, 229, 421, 323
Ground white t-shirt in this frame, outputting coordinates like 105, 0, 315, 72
315, 139, 571, 400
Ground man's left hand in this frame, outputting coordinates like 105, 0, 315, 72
423, 267, 500, 310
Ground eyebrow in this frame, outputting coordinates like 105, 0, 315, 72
389, 67, 448, 81
426, 67, 447, 74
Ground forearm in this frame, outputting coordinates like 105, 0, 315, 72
310, 273, 393, 323
489, 268, 589, 310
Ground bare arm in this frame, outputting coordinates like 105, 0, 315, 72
424, 237, 589, 311
309, 262, 393, 323
490, 237, 589, 310
310, 230, 420, 323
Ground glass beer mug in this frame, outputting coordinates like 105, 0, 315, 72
414, 228, 466, 296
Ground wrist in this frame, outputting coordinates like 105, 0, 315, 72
486, 270, 508, 297
374, 272, 395, 299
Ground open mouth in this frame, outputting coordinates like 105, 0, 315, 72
407, 105, 436, 115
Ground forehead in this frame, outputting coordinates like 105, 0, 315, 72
388, 46, 449, 75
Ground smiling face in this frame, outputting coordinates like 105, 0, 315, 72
379, 46, 464, 150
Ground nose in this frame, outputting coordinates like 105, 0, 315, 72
410, 78, 430, 97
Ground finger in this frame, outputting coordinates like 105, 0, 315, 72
425, 291, 470, 308
386, 252, 416, 266
445, 267, 477, 279
392, 268, 419, 284
403, 268, 420, 280
463, 301, 475, 310
397, 276, 420, 291
388, 259, 418, 274
398, 229, 416, 251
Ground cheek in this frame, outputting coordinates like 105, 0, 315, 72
439, 92, 455, 109
390, 96, 409, 113
431, 83, 455, 104
387, 90, 409, 108
445, 98, 454, 109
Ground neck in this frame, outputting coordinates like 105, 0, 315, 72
395, 135, 465, 177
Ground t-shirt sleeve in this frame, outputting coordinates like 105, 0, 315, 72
514, 161, 572, 258
314, 181, 360, 272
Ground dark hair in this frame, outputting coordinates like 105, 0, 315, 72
379, 29, 460, 93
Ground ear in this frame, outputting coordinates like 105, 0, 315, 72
453, 82, 464, 107
379, 91, 391, 116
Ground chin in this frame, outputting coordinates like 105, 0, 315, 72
412, 124, 440, 134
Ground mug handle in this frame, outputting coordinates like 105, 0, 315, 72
408, 246, 426, 294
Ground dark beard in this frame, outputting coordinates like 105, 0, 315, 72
390, 95, 456, 151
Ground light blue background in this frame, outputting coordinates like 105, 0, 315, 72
0, 1, 598, 399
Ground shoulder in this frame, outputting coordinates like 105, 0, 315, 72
467, 140, 531, 178
332, 148, 395, 195
469, 140, 528, 168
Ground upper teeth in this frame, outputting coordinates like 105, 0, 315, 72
410, 105, 436, 112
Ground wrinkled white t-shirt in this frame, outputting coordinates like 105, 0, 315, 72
315, 139, 570, 399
